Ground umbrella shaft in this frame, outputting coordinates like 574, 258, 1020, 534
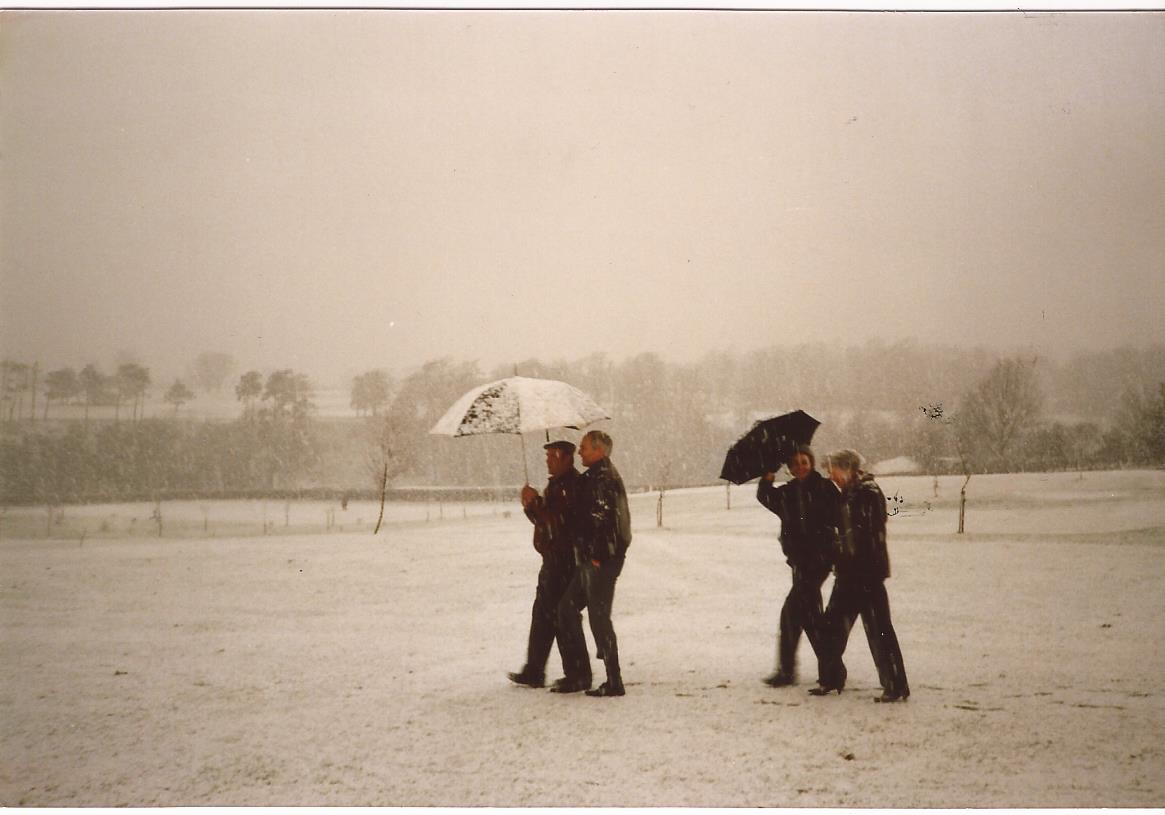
521, 434, 529, 485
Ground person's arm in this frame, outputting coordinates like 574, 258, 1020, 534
855, 487, 887, 561
756, 474, 783, 516
812, 480, 840, 567
521, 484, 543, 525
540, 480, 573, 548
588, 475, 621, 562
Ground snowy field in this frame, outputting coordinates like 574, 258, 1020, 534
2, 470, 1163, 806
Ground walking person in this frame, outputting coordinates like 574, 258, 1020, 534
552, 430, 632, 697
508, 441, 582, 688
811, 449, 909, 702
756, 444, 837, 687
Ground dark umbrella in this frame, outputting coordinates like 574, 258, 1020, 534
719, 409, 821, 484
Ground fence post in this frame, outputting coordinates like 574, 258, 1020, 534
957, 474, 970, 534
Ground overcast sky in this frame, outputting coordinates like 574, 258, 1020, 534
1, 10, 1163, 385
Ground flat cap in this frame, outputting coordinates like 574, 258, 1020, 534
543, 440, 576, 455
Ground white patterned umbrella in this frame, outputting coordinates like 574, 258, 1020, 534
430, 376, 610, 482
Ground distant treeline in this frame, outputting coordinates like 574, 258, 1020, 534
2, 341, 1164, 505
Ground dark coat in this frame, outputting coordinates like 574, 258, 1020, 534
756, 469, 837, 571
523, 467, 581, 556
833, 473, 891, 580
574, 457, 632, 563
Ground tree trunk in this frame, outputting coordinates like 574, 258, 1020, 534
656, 490, 664, 528
374, 461, 389, 534
29, 363, 38, 423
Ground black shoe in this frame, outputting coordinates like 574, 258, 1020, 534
507, 671, 545, 688
874, 690, 909, 703
808, 684, 843, 696
549, 676, 592, 694
763, 671, 795, 688
584, 682, 625, 697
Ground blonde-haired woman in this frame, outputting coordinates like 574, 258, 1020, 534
811, 449, 909, 703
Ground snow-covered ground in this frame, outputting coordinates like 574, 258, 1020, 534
2, 470, 1163, 806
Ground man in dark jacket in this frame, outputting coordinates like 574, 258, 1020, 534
811, 449, 910, 703
756, 444, 836, 687
552, 429, 632, 697
508, 441, 582, 689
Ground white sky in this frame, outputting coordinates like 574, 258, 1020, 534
1, 10, 1163, 384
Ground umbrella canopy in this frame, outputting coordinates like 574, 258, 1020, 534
719, 409, 821, 485
430, 376, 610, 438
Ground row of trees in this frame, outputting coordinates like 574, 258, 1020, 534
3, 343, 1164, 506
926, 358, 1164, 473
343, 349, 1165, 489
234, 368, 315, 422
389, 351, 1165, 484
1, 360, 198, 422
9, 342, 1165, 424
0, 350, 245, 424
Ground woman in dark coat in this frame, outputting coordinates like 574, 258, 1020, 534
756, 444, 837, 687
811, 449, 910, 702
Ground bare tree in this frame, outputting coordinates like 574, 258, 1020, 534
365, 413, 413, 534
1113, 381, 1165, 465
956, 356, 1045, 474
952, 422, 974, 535
918, 402, 976, 534
384, 358, 482, 485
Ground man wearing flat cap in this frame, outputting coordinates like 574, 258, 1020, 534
508, 439, 583, 688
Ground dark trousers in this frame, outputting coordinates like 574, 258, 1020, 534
818, 575, 909, 696
523, 550, 576, 679
776, 564, 830, 679
557, 555, 625, 686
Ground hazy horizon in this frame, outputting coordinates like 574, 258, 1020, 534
2, 10, 1163, 388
